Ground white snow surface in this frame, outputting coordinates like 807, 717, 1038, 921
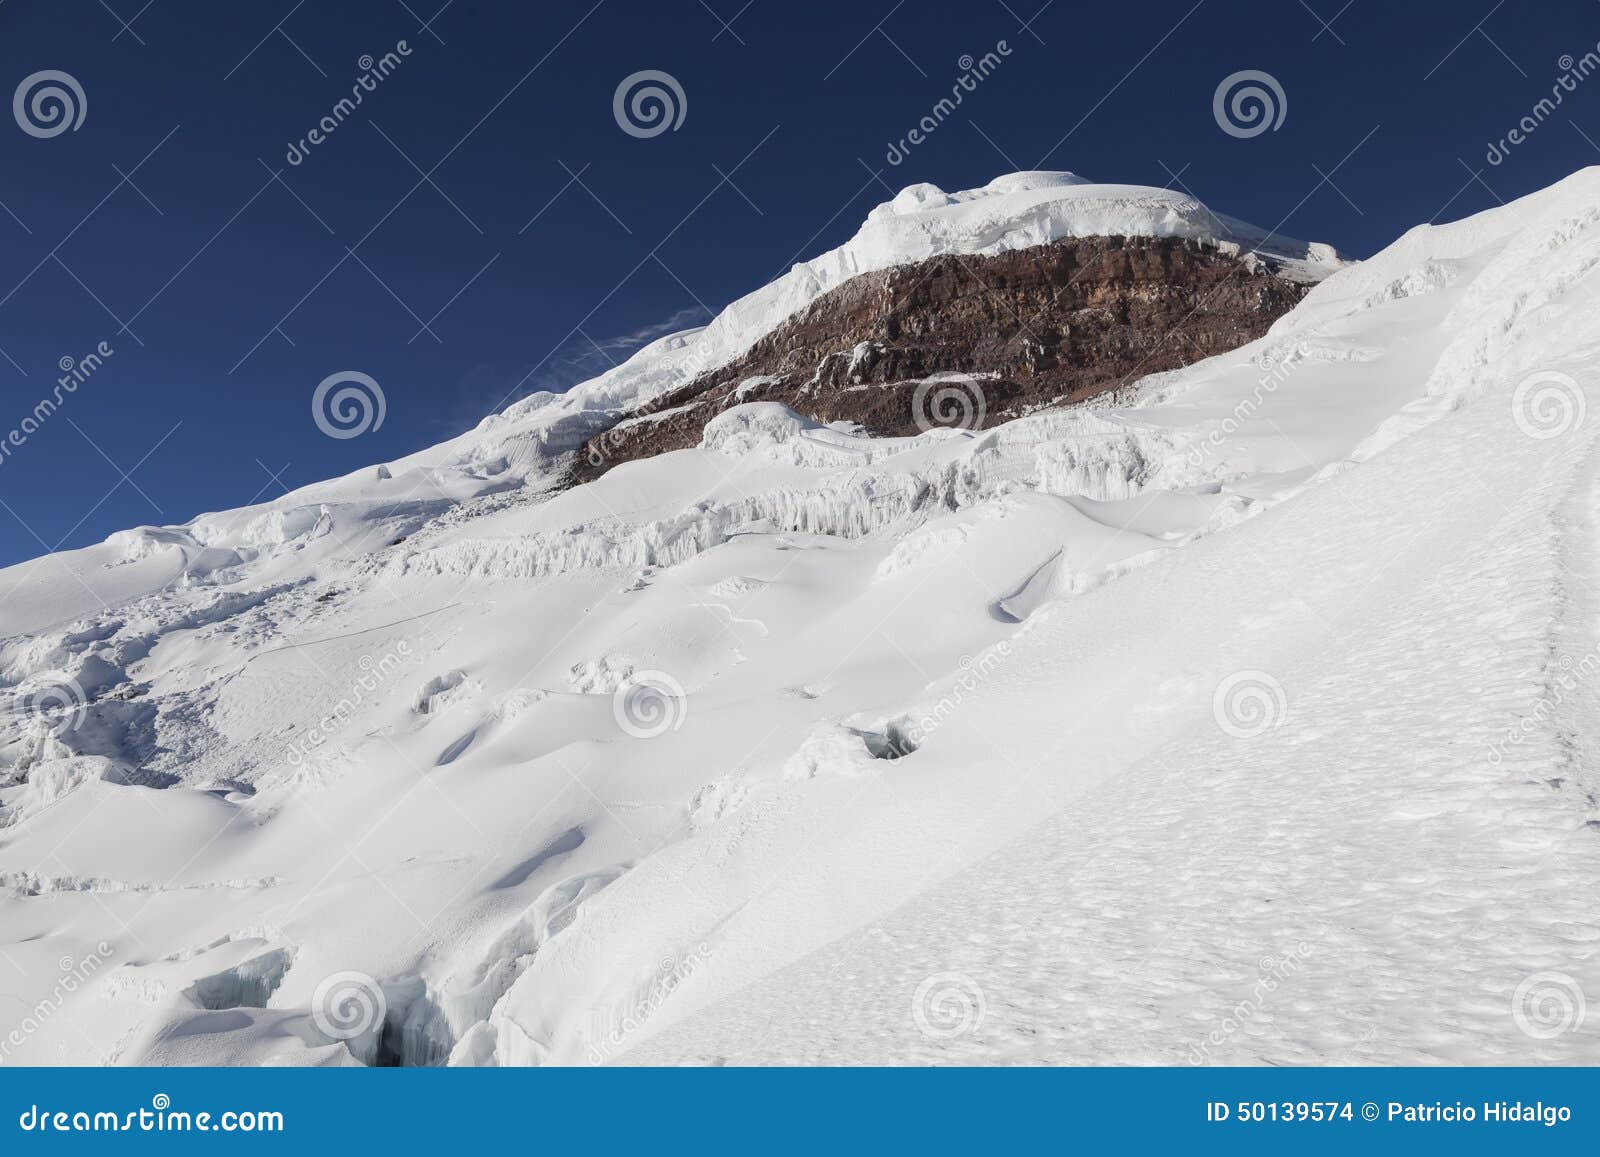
2, 170, 1598, 1067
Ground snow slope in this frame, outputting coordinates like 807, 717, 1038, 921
1, 170, 1596, 1067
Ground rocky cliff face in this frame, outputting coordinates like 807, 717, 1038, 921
572, 234, 1312, 479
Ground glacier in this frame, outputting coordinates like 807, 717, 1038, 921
0, 170, 1597, 1066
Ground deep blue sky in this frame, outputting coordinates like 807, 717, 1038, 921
1, 0, 1598, 566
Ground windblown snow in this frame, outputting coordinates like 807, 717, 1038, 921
1, 171, 1596, 1067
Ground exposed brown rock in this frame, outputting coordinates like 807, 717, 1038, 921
572, 234, 1310, 480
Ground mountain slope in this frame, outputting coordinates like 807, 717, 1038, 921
570, 232, 1312, 480
631, 335, 1600, 1064
1, 170, 1596, 1068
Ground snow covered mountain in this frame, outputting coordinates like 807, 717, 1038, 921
1, 170, 1597, 1067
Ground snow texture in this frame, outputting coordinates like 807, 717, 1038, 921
0, 171, 1597, 1067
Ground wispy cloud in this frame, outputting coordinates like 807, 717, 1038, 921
583, 306, 714, 361
439, 305, 717, 436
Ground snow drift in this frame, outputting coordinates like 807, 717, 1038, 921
0, 171, 1597, 1067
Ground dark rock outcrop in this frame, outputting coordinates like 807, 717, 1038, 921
573, 235, 1312, 480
